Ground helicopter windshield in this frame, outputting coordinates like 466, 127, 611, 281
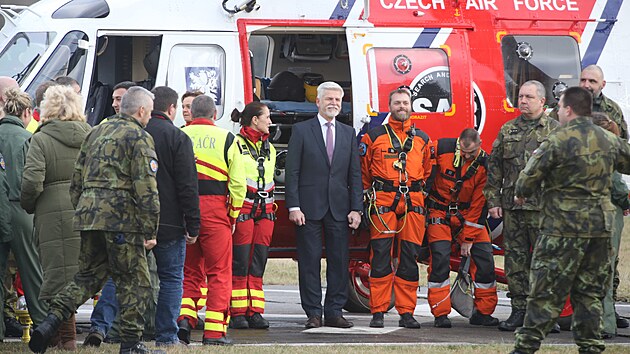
0, 32, 56, 84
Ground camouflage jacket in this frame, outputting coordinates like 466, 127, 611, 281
70, 113, 160, 236
594, 93, 627, 140
484, 113, 559, 211
515, 116, 630, 238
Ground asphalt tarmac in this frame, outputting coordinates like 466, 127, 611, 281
60, 285, 630, 347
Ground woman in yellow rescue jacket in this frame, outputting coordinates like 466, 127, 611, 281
228, 102, 276, 329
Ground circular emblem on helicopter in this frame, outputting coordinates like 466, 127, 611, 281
393, 54, 412, 74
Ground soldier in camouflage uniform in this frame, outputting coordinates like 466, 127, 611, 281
484, 81, 559, 332
29, 87, 163, 354
511, 87, 630, 354
580, 65, 628, 141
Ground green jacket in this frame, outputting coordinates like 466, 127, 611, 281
611, 171, 630, 210
20, 119, 91, 299
515, 116, 630, 238
594, 93, 627, 141
0, 115, 31, 201
484, 113, 559, 211
70, 113, 160, 236
0, 154, 11, 242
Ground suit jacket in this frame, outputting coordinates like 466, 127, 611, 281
285, 116, 362, 221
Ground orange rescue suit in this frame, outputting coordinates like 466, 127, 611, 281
426, 138, 497, 318
360, 119, 432, 315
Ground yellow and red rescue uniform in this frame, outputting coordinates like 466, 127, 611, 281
360, 119, 432, 314
179, 118, 246, 340
230, 126, 276, 317
425, 138, 497, 318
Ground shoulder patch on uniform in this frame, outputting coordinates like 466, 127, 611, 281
437, 138, 457, 155
414, 129, 430, 143
150, 159, 158, 173
0, 154, 4, 170
359, 142, 367, 156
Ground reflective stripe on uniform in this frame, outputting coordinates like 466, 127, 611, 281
197, 298, 206, 308
232, 289, 248, 297
474, 281, 497, 289
180, 307, 197, 319
464, 220, 485, 229
251, 299, 265, 310
181, 298, 195, 307
428, 280, 450, 289
204, 322, 226, 333
205, 310, 224, 322
231, 299, 248, 308
250, 289, 265, 298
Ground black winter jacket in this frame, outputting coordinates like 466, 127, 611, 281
146, 111, 200, 241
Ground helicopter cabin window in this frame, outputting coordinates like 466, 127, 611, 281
249, 32, 351, 145
167, 44, 226, 122
26, 31, 88, 98
0, 32, 56, 85
501, 35, 580, 108
366, 48, 452, 115
52, 0, 110, 19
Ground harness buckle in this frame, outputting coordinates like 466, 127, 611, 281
448, 203, 458, 214
399, 185, 409, 194
257, 191, 269, 199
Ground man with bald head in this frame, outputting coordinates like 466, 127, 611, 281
580, 65, 627, 140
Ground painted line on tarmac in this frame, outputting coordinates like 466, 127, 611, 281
304, 326, 401, 334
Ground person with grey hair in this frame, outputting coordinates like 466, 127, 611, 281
177, 95, 246, 346
285, 81, 362, 329
30, 84, 162, 354
484, 80, 559, 332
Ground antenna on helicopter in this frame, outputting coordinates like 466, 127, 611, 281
222, 0, 260, 15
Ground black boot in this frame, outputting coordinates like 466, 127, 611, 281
557, 315, 571, 331
229, 315, 249, 329
247, 313, 269, 329
398, 313, 421, 328
4, 317, 23, 338
202, 336, 233, 345
616, 312, 629, 329
29, 313, 62, 353
176, 319, 192, 345
119, 341, 166, 354
469, 310, 499, 326
434, 315, 452, 328
498, 310, 525, 332
369, 312, 384, 328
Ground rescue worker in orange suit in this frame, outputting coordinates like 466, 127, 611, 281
360, 88, 432, 328
227, 102, 276, 330
425, 128, 499, 328
177, 95, 246, 346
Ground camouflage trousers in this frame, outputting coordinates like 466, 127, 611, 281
503, 209, 539, 310
49, 231, 152, 343
602, 208, 624, 334
514, 235, 612, 354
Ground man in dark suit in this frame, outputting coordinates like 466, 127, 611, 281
285, 81, 363, 329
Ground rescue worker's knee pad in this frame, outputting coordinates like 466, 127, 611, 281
471, 242, 496, 283
429, 240, 451, 282
396, 240, 421, 282
370, 238, 393, 278
232, 244, 251, 277
250, 244, 270, 278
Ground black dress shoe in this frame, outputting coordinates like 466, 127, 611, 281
202, 336, 233, 346
498, 310, 525, 332
434, 315, 452, 328
602, 331, 616, 339
176, 319, 192, 345
369, 312, 384, 328
229, 315, 249, 329
324, 316, 353, 328
247, 313, 269, 329
549, 323, 561, 334
469, 310, 499, 326
29, 313, 62, 353
616, 312, 629, 328
305, 315, 321, 329
398, 313, 421, 328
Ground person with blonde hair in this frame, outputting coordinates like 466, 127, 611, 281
0, 88, 48, 341
21, 85, 91, 350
